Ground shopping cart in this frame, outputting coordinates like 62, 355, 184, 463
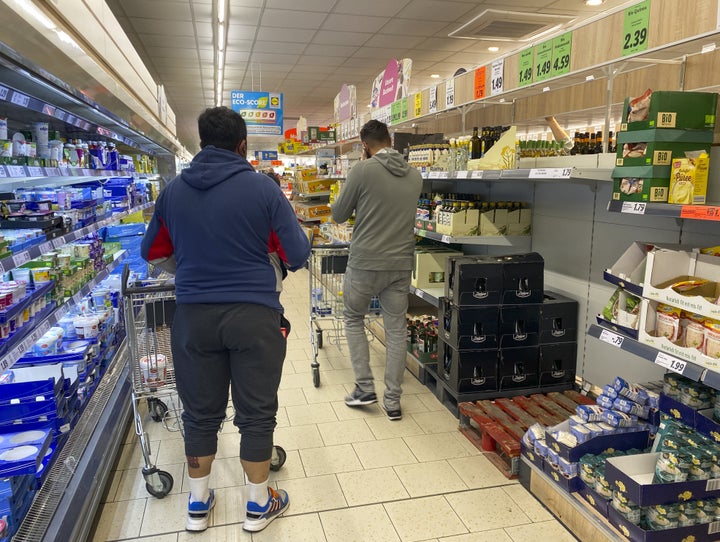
308, 245, 380, 387
121, 265, 286, 499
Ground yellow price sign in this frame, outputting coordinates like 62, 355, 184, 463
414, 93, 422, 117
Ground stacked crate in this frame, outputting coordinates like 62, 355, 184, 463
437, 253, 579, 396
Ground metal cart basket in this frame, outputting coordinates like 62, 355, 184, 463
122, 265, 286, 498
308, 245, 380, 387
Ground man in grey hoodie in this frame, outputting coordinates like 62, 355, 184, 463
331, 120, 423, 420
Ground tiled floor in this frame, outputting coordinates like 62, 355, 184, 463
91, 269, 577, 541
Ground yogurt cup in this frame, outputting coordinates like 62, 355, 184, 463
73, 316, 99, 339
139, 354, 167, 387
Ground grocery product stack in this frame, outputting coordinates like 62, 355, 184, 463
436, 253, 577, 396
406, 314, 439, 364
612, 90, 717, 204
102, 223, 147, 279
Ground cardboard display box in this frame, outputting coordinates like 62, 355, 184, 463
506, 206, 532, 236
499, 304, 541, 348
502, 252, 544, 304
607, 506, 714, 542
411, 247, 460, 290
615, 128, 713, 167
498, 346, 539, 390
479, 207, 507, 236
658, 393, 700, 428
577, 481, 611, 518
611, 164, 672, 203
539, 342, 577, 387
445, 255, 504, 306
620, 91, 718, 132
604, 242, 661, 296
437, 337, 498, 393
439, 297, 499, 350
540, 291, 579, 344
545, 420, 650, 463
436, 208, 479, 236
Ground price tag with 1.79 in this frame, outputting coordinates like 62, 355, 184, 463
621, 202, 646, 215
655, 352, 687, 375
599, 329, 624, 348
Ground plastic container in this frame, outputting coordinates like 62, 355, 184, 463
139, 354, 166, 387
11, 268, 31, 285
73, 316, 99, 339
30, 268, 51, 285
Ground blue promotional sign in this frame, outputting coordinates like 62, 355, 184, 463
230, 91, 283, 135
257, 150, 278, 161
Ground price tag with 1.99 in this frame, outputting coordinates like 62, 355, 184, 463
599, 329, 624, 348
655, 352, 687, 375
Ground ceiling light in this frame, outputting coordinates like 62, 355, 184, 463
584, 0, 604, 5
218, 50, 224, 66
488, 46, 499, 52
217, 23, 225, 50
217, 0, 226, 23
430, 74, 440, 79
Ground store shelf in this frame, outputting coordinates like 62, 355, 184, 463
421, 167, 613, 183
587, 323, 706, 383
0, 250, 128, 373
414, 228, 531, 247
607, 199, 720, 221
409, 285, 444, 307
293, 191, 331, 198
0, 201, 153, 276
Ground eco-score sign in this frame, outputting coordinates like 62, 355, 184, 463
230, 91, 283, 135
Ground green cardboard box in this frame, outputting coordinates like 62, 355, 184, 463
611, 165, 672, 202
615, 128, 713, 167
620, 91, 718, 131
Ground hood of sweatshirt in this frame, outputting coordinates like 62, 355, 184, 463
372, 148, 414, 177
181, 145, 254, 190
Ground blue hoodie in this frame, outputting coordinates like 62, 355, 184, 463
141, 145, 310, 309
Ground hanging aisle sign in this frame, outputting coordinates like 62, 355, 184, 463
429, 86, 438, 113
534, 39, 554, 82
401, 97, 409, 122
518, 49, 534, 87
474, 66, 487, 100
445, 78, 455, 108
622, 0, 650, 56
230, 91, 283, 135
491, 59, 504, 96
370, 58, 413, 109
551, 32, 572, 77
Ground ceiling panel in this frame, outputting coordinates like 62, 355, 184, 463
323, 14, 389, 34
312, 30, 371, 47
227, 6, 263, 23
380, 18, 449, 37
125, 19, 197, 36
332, 0, 412, 17
303, 44, 359, 57
249, 52, 301, 64
397, 0, 478, 22
139, 34, 204, 49
113, 1, 195, 21
256, 27, 317, 43
267, 0, 336, 11
261, 8, 328, 29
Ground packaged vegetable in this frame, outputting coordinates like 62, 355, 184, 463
704, 320, 720, 359
627, 89, 653, 122
654, 449, 690, 483
602, 409, 638, 428
681, 311, 706, 350
656, 303, 682, 342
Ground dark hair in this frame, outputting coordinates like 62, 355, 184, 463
360, 119, 391, 147
197, 106, 247, 151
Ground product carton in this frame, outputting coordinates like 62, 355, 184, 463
604, 241, 660, 296
611, 164, 672, 202
668, 152, 710, 205
607, 506, 712, 542
658, 393, 701, 428
620, 91, 718, 131
539, 342, 577, 387
498, 346, 539, 389
540, 291, 579, 344
479, 206, 507, 236
435, 208, 479, 236
506, 206, 532, 235
605, 452, 720, 506
577, 481, 611, 518
445, 255, 504, 306
439, 297, 499, 350
502, 252, 545, 304
545, 419, 650, 462
638, 298, 720, 372
614, 128, 713, 167
695, 408, 720, 443
499, 305, 541, 348
521, 440, 546, 471
437, 337, 498, 393
544, 460, 583, 493
411, 248, 460, 290
642, 247, 720, 320
467, 126, 517, 170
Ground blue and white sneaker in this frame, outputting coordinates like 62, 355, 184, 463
243, 487, 290, 532
186, 489, 215, 532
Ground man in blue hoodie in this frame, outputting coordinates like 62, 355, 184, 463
141, 107, 310, 533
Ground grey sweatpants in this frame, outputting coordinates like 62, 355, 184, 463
171, 302, 287, 462
342, 266, 411, 410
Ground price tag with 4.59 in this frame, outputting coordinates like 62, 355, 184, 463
599, 329, 624, 348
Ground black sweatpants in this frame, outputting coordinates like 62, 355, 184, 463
171, 302, 287, 462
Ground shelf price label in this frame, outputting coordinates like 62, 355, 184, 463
491, 59, 504, 96
622, 0, 650, 56
440, 235, 452, 244
414, 92, 422, 117
6, 165, 26, 177
10, 91, 30, 108
445, 79, 455, 108
518, 49, 534, 87
551, 32, 572, 77
470, 170, 484, 179
38, 242, 53, 254
0, 86, 8, 101
599, 329, 625, 348
429, 86, 438, 114
474, 66, 487, 100
0, 167, 6, 178
52, 238, 65, 250
530, 168, 572, 179
12, 252, 30, 268
680, 205, 720, 221
455, 171, 469, 179
400, 97, 409, 122
534, 40, 554, 83
655, 351, 687, 375
621, 201, 646, 214
27, 166, 44, 177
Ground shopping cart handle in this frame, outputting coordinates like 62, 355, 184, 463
311, 243, 350, 249
121, 264, 176, 295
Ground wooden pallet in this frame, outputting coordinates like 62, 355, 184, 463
458, 390, 591, 479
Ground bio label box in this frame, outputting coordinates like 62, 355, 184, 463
620, 91, 718, 131
615, 128, 713, 167
611, 164, 672, 202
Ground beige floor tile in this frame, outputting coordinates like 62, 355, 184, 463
353, 437, 418, 469
411, 410, 459, 434
282, 361, 296, 375
251, 513, 326, 542
365, 415, 425, 440
177, 524, 250, 541
321, 504, 401, 542
139, 492, 188, 536
447, 455, 517, 489
302, 383, 351, 404
317, 418, 375, 446
394, 460, 467, 497
384, 495, 468, 541
178, 457, 245, 492
417, 393, 447, 411
502, 485, 554, 522
290, 358, 314, 374
209, 486, 246, 528
397, 393, 431, 414
445, 488, 532, 532
451, 431, 482, 456
336, 467, 410, 506
278, 387, 309, 407
115, 463, 184, 501
116, 439, 161, 471
275, 406, 290, 428
142, 412, 185, 442
102, 466, 122, 503
286, 402, 339, 426
270, 449, 307, 482
401, 376, 434, 395
320, 367, 358, 386
272, 424, 324, 451
92, 498, 146, 541
279, 474, 347, 515
326, 356, 354, 371
438, 529, 513, 542
215, 432, 240, 459
331, 400, 383, 420
403, 433, 471, 462
504, 519, 576, 541
130, 534, 179, 542
155, 437, 188, 466
279, 372, 311, 390
300, 443, 363, 476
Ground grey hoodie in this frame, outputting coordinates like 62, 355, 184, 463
331, 147, 422, 271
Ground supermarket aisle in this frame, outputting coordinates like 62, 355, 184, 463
91, 268, 577, 542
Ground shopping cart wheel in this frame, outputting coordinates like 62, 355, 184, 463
316, 329, 323, 349
312, 363, 320, 387
145, 470, 174, 498
270, 445, 286, 471
148, 398, 168, 422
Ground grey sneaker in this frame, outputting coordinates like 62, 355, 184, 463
345, 385, 377, 406
382, 404, 402, 421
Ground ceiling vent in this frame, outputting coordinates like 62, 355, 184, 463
449, 10, 575, 42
